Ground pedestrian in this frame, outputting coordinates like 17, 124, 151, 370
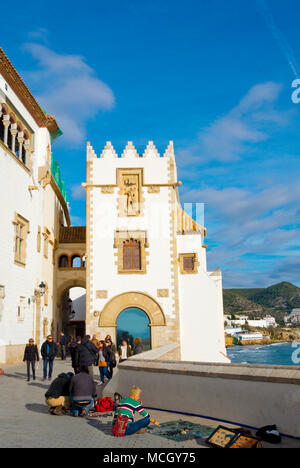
70, 336, 81, 374
112, 385, 160, 436
45, 372, 74, 415
98, 340, 112, 386
105, 335, 117, 354
133, 337, 144, 355
74, 335, 98, 378
41, 335, 58, 381
69, 365, 97, 417
106, 338, 117, 378
91, 334, 100, 348
118, 339, 133, 363
23, 338, 39, 382
59, 332, 68, 360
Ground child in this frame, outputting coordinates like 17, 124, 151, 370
112, 385, 160, 436
23, 339, 39, 382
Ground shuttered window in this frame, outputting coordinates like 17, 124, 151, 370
183, 256, 194, 271
123, 240, 141, 270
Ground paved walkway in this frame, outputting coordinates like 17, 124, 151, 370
0, 359, 299, 448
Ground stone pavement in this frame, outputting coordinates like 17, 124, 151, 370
0, 359, 299, 448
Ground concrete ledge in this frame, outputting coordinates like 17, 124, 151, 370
120, 359, 300, 385
129, 343, 180, 361
105, 357, 300, 437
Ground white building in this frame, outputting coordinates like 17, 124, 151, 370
0, 48, 70, 364
235, 332, 265, 342
225, 316, 277, 329
83, 141, 227, 363
288, 309, 300, 325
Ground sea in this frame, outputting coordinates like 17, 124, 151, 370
227, 342, 300, 366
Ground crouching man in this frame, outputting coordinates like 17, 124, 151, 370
69, 365, 97, 417
112, 385, 160, 436
45, 372, 74, 415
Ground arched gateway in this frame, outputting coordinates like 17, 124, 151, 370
97, 292, 166, 349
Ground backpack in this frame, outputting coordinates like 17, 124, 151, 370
95, 397, 114, 413
256, 425, 281, 444
112, 414, 129, 437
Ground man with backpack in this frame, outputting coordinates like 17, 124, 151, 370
74, 335, 98, 378
69, 365, 97, 417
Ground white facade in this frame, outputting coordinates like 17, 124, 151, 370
225, 316, 277, 328
84, 141, 227, 363
0, 49, 69, 364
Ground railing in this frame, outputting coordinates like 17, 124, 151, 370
51, 154, 67, 203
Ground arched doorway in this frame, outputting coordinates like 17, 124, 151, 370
117, 307, 151, 351
56, 282, 86, 341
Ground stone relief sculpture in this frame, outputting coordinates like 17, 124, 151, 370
121, 175, 140, 216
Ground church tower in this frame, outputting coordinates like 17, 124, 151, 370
83, 140, 227, 363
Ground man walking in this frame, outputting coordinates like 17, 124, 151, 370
74, 335, 98, 378
59, 332, 68, 360
41, 335, 58, 381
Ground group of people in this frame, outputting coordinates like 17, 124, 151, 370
22, 332, 158, 436
23, 333, 144, 383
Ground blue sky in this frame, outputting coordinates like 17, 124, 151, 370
2, 0, 300, 288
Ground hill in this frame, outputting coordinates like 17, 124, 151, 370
223, 282, 300, 322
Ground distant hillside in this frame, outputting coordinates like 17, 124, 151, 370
223, 282, 300, 322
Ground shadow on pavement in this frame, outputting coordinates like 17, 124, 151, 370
25, 403, 49, 415
86, 418, 114, 436
3, 373, 48, 390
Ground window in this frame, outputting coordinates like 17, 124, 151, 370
17, 297, 26, 322
37, 225, 41, 253
123, 240, 141, 270
114, 230, 148, 274
179, 253, 199, 274
0, 117, 4, 142
13, 213, 30, 266
59, 255, 69, 268
71, 255, 82, 268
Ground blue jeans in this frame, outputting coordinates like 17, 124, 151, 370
99, 364, 111, 383
125, 416, 150, 436
72, 399, 94, 416
43, 358, 54, 378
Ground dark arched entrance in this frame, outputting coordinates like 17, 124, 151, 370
116, 307, 151, 351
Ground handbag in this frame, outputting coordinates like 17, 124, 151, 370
96, 397, 114, 413
112, 414, 129, 437
98, 360, 107, 367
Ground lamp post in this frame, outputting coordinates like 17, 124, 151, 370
39, 281, 46, 296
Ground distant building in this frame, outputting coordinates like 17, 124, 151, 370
235, 332, 266, 342
224, 327, 242, 336
288, 309, 300, 325
224, 315, 277, 329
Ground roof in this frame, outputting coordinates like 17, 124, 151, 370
0, 47, 59, 133
59, 226, 86, 244
177, 205, 206, 236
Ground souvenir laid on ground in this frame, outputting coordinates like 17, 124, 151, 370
0, 369, 4, 375
147, 419, 215, 442
206, 425, 262, 448
206, 426, 237, 448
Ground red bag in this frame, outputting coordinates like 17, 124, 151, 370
112, 414, 129, 437
96, 397, 114, 413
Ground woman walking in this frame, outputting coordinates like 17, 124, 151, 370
106, 338, 117, 378
23, 338, 39, 382
98, 340, 112, 386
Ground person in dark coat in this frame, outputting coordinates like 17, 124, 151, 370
74, 335, 98, 378
70, 336, 81, 374
41, 335, 58, 381
23, 338, 39, 382
105, 338, 116, 378
70, 365, 97, 417
133, 337, 144, 355
45, 372, 74, 415
59, 332, 68, 360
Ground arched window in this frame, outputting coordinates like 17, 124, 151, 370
7, 126, 12, 151
59, 255, 69, 268
71, 255, 81, 268
123, 239, 141, 270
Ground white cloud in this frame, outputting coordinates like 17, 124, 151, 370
71, 184, 86, 201
177, 81, 289, 166
23, 43, 115, 145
